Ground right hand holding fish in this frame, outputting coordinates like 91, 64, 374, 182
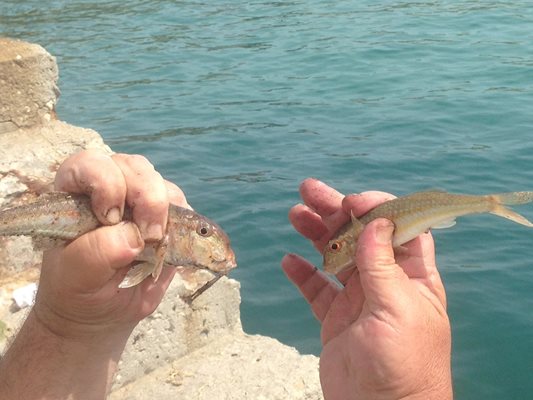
282, 178, 453, 400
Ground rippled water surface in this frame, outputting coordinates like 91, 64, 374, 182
2, 1, 533, 397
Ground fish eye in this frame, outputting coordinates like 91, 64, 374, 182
330, 242, 342, 252
197, 224, 213, 237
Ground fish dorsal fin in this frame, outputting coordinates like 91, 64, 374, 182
431, 218, 457, 230
350, 211, 365, 235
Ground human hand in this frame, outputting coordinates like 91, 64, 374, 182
282, 178, 452, 400
33, 149, 190, 340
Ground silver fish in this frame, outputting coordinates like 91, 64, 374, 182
0, 192, 237, 290
324, 191, 533, 274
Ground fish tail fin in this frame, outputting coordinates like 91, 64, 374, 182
493, 192, 533, 206
489, 192, 533, 227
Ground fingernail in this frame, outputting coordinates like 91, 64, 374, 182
106, 207, 122, 225
375, 219, 394, 244
139, 222, 163, 241
120, 222, 144, 250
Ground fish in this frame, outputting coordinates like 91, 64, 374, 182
323, 191, 533, 274
0, 192, 237, 293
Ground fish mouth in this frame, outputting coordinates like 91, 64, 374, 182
187, 258, 237, 274
323, 258, 356, 275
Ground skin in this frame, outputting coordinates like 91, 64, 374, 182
282, 178, 453, 400
0, 155, 450, 399
0, 150, 189, 399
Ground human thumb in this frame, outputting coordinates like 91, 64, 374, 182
41, 222, 144, 293
355, 218, 407, 311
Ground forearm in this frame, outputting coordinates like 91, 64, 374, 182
0, 309, 132, 400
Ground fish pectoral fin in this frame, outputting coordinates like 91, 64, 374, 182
393, 245, 410, 256
118, 262, 154, 288
490, 204, 533, 228
430, 218, 457, 230
151, 235, 169, 282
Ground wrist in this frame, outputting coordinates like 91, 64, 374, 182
0, 309, 132, 399
399, 372, 453, 400
401, 388, 453, 400
32, 296, 136, 342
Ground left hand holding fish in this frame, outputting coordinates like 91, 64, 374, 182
36, 150, 188, 337
0, 150, 188, 399
282, 178, 453, 400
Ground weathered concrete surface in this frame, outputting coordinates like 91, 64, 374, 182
111, 333, 323, 400
0, 37, 59, 133
113, 274, 243, 390
0, 120, 112, 277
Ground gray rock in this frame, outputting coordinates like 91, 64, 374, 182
110, 333, 322, 400
0, 38, 59, 133
113, 274, 243, 390
0, 120, 112, 276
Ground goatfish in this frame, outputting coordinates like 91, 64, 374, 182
0, 192, 237, 294
323, 191, 533, 274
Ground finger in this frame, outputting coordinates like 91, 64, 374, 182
298, 178, 351, 240
133, 267, 177, 318
55, 150, 127, 225
335, 268, 356, 286
395, 233, 436, 278
396, 233, 447, 308
288, 203, 328, 242
165, 180, 191, 209
321, 272, 364, 345
281, 254, 341, 322
299, 178, 344, 218
112, 154, 169, 241
355, 218, 408, 312
342, 191, 396, 217
42, 222, 144, 293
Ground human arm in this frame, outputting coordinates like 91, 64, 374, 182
282, 178, 452, 400
0, 150, 188, 399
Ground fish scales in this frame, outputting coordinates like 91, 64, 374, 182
0, 193, 100, 239
0, 192, 237, 289
323, 190, 533, 274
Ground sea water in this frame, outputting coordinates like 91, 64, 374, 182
2, 1, 533, 397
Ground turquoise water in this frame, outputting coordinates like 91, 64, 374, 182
2, 1, 533, 397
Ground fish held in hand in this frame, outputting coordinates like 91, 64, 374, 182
324, 191, 533, 274
0, 192, 237, 290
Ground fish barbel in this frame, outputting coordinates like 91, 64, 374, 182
324, 191, 533, 274
0, 192, 237, 290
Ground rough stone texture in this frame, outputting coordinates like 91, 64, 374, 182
110, 333, 323, 400
0, 37, 59, 133
113, 274, 243, 390
0, 120, 112, 278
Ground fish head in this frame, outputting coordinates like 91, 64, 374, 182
322, 216, 363, 274
323, 235, 357, 274
171, 209, 237, 274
